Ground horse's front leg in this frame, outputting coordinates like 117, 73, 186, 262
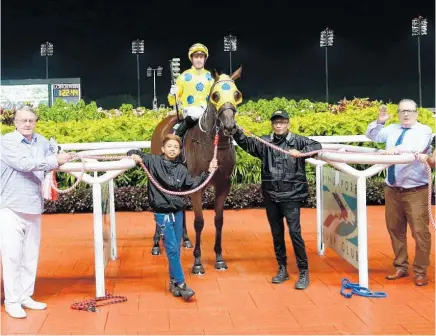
214, 181, 230, 270
191, 191, 206, 275
182, 210, 193, 248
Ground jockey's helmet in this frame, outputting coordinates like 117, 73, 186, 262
188, 43, 209, 60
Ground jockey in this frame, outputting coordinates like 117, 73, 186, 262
168, 43, 214, 138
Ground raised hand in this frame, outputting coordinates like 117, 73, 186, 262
378, 105, 390, 124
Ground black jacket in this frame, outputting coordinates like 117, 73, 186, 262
127, 150, 210, 213
233, 128, 322, 202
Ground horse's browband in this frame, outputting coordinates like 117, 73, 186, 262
212, 79, 234, 88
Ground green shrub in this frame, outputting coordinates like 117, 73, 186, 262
37, 99, 104, 122
44, 179, 393, 214
238, 97, 330, 120
2, 98, 434, 190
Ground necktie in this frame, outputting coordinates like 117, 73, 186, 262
387, 127, 410, 185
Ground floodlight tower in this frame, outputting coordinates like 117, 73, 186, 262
320, 28, 334, 103
412, 16, 427, 107
132, 39, 145, 107
147, 66, 163, 111
40, 42, 54, 79
224, 35, 238, 74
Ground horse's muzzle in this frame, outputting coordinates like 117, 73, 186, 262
223, 126, 237, 137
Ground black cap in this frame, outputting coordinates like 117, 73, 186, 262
270, 110, 289, 121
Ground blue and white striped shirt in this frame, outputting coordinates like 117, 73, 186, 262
1, 130, 59, 214
366, 121, 432, 188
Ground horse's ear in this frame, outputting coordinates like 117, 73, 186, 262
231, 66, 242, 81
212, 69, 220, 80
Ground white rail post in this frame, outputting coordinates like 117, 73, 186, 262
356, 175, 369, 288
92, 182, 106, 297
316, 163, 325, 256
109, 178, 117, 260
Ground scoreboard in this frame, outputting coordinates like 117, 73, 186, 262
52, 84, 81, 104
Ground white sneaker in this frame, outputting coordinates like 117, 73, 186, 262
21, 298, 47, 310
5, 304, 27, 319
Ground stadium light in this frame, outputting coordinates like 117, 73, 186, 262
224, 35, 238, 74
132, 39, 145, 107
412, 16, 427, 107
320, 28, 334, 103
147, 66, 163, 111
40, 42, 54, 79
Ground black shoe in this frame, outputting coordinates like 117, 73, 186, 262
272, 265, 289, 284
295, 269, 309, 290
170, 282, 195, 301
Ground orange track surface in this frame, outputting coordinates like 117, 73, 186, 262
2, 207, 435, 335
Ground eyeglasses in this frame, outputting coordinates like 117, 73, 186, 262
15, 119, 37, 124
272, 120, 289, 125
398, 110, 417, 114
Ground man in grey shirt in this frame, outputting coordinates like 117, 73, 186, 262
1, 106, 71, 318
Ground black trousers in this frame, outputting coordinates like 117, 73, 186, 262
264, 197, 308, 270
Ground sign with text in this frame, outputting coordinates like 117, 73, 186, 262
322, 166, 359, 269
52, 83, 81, 104
0, 84, 50, 109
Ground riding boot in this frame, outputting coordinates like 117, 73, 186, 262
295, 269, 309, 290
272, 264, 289, 284
174, 116, 196, 139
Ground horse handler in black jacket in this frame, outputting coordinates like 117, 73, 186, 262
233, 110, 322, 289
128, 134, 217, 301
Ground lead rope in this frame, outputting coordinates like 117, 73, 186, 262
50, 131, 219, 197
49, 127, 434, 229
340, 278, 387, 299
70, 292, 128, 312
239, 127, 435, 230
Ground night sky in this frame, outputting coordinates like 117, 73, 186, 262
2, 0, 435, 107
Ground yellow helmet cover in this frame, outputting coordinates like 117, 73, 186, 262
209, 74, 242, 110
188, 43, 209, 59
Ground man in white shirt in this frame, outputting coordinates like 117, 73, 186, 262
366, 99, 432, 286
1, 106, 71, 318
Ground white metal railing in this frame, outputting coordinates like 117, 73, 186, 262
56, 135, 433, 295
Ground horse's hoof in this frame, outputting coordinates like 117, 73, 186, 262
183, 239, 193, 249
192, 264, 205, 275
151, 246, 161, 255
215, 260, 228, 270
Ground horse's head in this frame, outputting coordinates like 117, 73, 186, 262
209, 67, 242, 137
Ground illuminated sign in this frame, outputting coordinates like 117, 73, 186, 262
52, 84, 81, 104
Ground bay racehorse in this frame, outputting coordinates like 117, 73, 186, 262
149, 67, 242, 274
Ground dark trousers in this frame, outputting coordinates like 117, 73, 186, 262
264, 197, 308, 270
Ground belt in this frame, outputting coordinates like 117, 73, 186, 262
387, 184, 428, 193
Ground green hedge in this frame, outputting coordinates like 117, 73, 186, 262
1, 98, 434, 191
44, 180, 389, 214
